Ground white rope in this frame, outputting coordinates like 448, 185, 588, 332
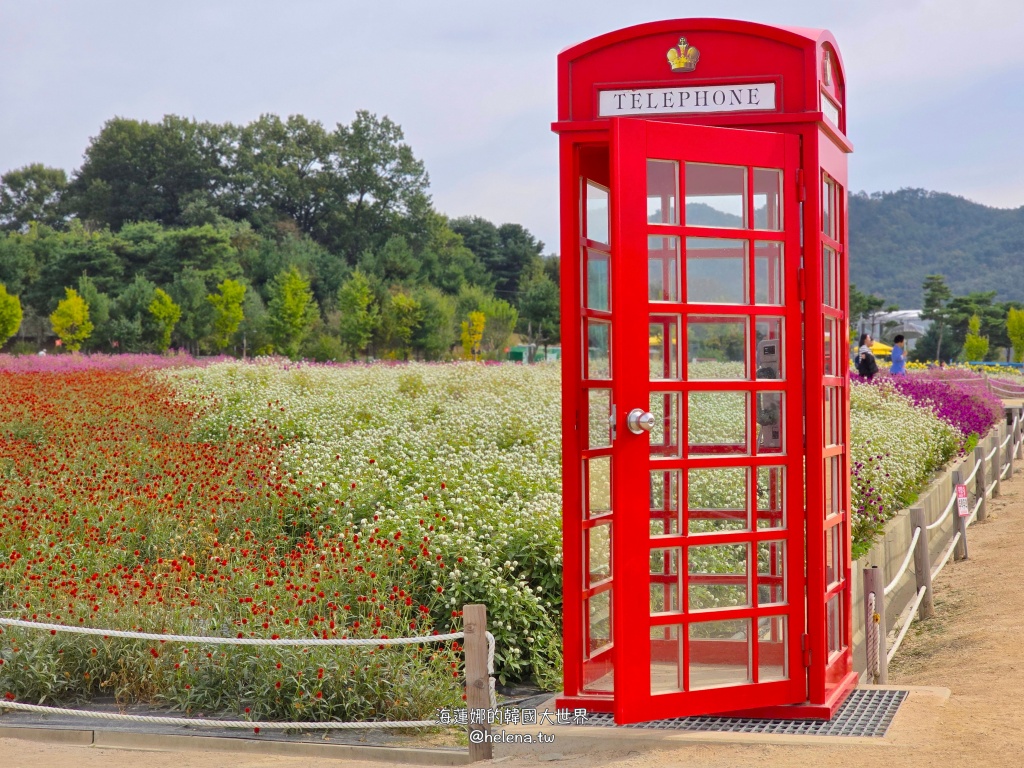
1001, 433, 1013, 450
485, 631, 496, 710
932, 531, 961, 581
883, 527, 920, 597
1001, 460, 1012, 480
986, 481, 998, 496
0, 618, 463, 647
0, 700, 437, 729
886, 586, 927, 665
926, 493, 958, 531
985, 446, 999, 462
866, 591, 879, 683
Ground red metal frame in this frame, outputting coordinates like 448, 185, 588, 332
554, 18, 855, 723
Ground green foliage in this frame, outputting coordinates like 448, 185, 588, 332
206, 279, 246, 351
1008, 308, 1024, 363
76, 275, 111, 352
50, 287, 93, 351
461, 311, 485, 360
336, 269, 377, 360
378, 290, 422, 360
0, 283, 23, 346
148, 288, 182, 352
517, 269, 560, 351
266, 266, 319, 359
0, 164, 68, 231
962, 313, 989, 362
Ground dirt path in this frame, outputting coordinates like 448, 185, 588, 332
4, 468, 1024, 767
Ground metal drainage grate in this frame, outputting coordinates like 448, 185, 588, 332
580, 689, 907, 737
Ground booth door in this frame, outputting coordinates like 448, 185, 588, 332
609, 119, 805, 724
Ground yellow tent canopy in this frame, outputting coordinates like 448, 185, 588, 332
871, 341, 893, 357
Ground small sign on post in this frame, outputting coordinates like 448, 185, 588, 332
956, 484, 970, 517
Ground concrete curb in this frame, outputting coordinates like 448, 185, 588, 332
0, 725, 471, 765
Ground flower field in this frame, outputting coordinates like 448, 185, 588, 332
0, 356, 1002, 720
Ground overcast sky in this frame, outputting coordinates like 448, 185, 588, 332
2, 0, 1023, 252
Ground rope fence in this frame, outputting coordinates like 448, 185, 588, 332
0, 602, 499, 760
864, 407, 1022, 683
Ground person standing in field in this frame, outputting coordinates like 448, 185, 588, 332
856, 332, 878, 380
890, 334, 907, 375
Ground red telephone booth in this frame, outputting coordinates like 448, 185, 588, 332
554, 19, 854, 724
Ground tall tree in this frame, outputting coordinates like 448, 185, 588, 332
148, 288, 182, 352
0, 284, 23, 347
327, 111, 431, 263
267, 266, 319, 359
50, 287, 93, 351
67, 115, 232, 229
336, 269, 377, 360
962, 314, 989, 362
1008, 308, 1024, 363
0, 164, 68, 231
206, 279, 247, 351
920, 274, 954, 362
76, 275, 111, 351
517, 271, 560, 356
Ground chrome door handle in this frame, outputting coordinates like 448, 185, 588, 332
626, 408, 655, 434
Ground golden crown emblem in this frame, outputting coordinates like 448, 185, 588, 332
667, 37, 700, 72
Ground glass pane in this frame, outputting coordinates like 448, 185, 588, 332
822, 246, 838, 308
587, 590, 612, 656
824, 386, 842, 447
650, 548, 681, 614
688, 544, 749, 610
825, 455, 841, 516
755, 318, 783, 380
757, 541, 786, 605
753, 168, 782, 230
822, 176, 836, 240
755, 391, 783, 455
688, 391, 748, 455
651, 625, 683, 694
650, 315, 681, 380
687, 467, 748, 534
686, 238, 748, 304
586, 320, 610, 379
585, 250, 610, 311
687, 316, 747, 380
647, 160, 678, 224
827, 593, 843, 654
824, 316, 837, 376
586, 523, 611, 586
649, 391, 682, 459
756, 466, 785, 529
689, 619, 750, 689
685, 163, 746, 228
585, 456, 611, 518
648, 236, 680, 302
588, 388, 611, 449
826, 522, 843, 586
586, 181, 609, 244
650, 469, 681, 536
754, 242, 783, 305
758, 616, 788, 682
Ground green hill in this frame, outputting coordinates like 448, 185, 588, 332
850, 189, 1024, 308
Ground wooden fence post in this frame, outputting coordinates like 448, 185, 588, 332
993, 434, 1003, 499
1015, 410, 1023, 461
863, 566, 887, 684
909, 507, 934, 620
463, 604, 492, 761
953, 469, 969, 562
1009, 415, 1016, 478
974, 446, 988, 523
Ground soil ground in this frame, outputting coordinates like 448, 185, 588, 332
4, 465, 1024, 767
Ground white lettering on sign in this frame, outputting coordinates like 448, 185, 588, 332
598, 83, 776, 117
956, 484, 970, 518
